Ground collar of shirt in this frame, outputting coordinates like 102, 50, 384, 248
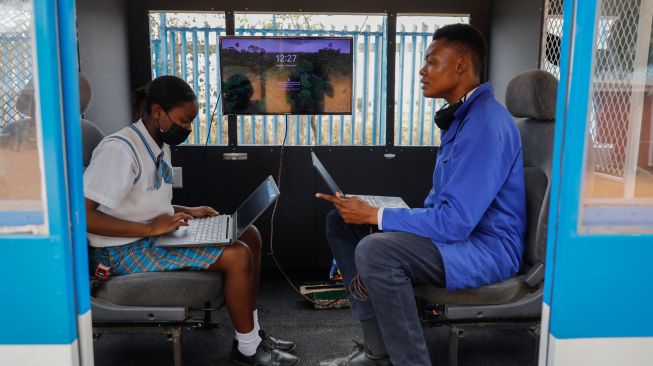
465, 85, 479, 100
440, 82, 493, 146
454, 82, 491, 120
134, 119, 164, 159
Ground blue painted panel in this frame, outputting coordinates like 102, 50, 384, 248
0, 0, 78, 344
159, 13, 168, 74
371, 34, 379, 145
549, 235, 653, 338
215, 31, 223, 145
170, 31, 176, 75
0, 237, 78, 343
408, 33, 417, 146
361, 34, 369, 144
397, 29, 406, 145
58, 0, 91, 314
351, 34, 358, 145
204, 31, 210, 144
193, 31, 200, 142
181, 31, 187, 80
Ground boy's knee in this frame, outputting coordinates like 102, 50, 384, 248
355, 235, 383, 273
355, 234, 397, 274
326, 209, 344, 232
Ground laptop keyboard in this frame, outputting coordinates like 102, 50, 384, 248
359, 195, 383, 207
188, 215, 229, 243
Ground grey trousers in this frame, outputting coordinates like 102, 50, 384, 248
326, 209, 447, 366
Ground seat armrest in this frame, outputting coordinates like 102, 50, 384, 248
524, 262, 544, 288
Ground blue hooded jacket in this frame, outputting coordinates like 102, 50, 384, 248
382, 82, 526, 291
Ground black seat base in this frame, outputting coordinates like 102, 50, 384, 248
95, 271, 223, 307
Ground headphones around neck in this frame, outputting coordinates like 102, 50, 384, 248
433, 93, 468, 131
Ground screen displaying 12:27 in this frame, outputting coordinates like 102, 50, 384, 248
220, 37, 353, 115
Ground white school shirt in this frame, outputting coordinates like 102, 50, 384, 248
84, 120, 174, 247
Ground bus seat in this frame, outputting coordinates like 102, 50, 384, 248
91, 271, 222, 321
415, 69, 557, 366
90, 262, 224, 366
77, 73, 105, 168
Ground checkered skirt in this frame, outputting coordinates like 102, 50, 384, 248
89, 237, 224, 276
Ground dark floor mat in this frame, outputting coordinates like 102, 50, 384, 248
93, 273, 538, 365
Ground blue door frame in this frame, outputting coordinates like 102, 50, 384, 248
541, 0, 653, 364
0, 0, 92, 364
2, 0, 653, 365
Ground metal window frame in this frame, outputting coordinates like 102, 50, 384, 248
128, 1, 490, 149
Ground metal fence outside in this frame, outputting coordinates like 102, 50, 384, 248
0, 8, 32, 131
543, 0, 653, 198
395, 24, 442, 146
149, 13, 447, 146
541, 0, 563, 79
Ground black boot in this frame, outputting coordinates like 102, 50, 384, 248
232, 340, 300, 366
260, 329, 296, 353
319, 341, 392, 366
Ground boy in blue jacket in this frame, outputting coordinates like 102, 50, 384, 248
317, 24, 526, 366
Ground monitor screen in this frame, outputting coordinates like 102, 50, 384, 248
219, 36, 353, 115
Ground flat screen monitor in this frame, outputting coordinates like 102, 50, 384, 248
219, 36, 353, 115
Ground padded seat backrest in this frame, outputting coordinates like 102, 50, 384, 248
81, 119, 105, 168
77, 73, 106, 167
505, 70, 557, 267
15, 73, 104, 167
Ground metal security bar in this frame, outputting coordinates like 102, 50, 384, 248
149, 13, 227, 145
234, 23, 387, 146
542, 0, 653, 198
588, 0, 653, 198
541, 0, 563, 78
0, 8, 32, 132
395, 24, 440, 146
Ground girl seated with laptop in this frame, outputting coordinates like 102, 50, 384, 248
84, 75, 298, 366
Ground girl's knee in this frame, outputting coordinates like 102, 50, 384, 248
242, 225, 263, 251
221, 242, 252, 272
241, 225, 262, 252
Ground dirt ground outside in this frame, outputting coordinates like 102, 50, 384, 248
0, 146, 44, 211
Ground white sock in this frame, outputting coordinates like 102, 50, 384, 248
235, 328, 262, 357
253, 310, 261, 334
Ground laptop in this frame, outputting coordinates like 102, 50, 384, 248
311, 152, 409, 209
156, 175, 280, 247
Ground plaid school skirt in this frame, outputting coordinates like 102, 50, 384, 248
89, 237, 224, 276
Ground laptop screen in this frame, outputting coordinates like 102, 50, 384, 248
235, 176, 281, 237
311, 152, 343, 195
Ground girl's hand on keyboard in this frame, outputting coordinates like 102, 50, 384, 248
149, 213, 193, 236
187, 206, 219, 218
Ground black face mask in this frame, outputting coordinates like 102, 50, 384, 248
159, 116, 191, 146
433, 100, 464, 131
